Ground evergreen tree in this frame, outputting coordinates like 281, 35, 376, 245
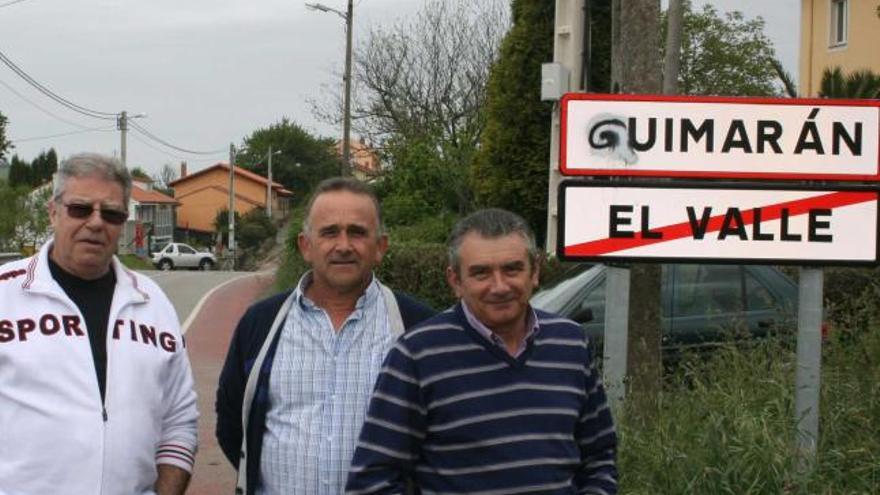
29, 149, 58, 186
8, 155, 31, 187
0, 111, 11, 161
472, 0, 555, 246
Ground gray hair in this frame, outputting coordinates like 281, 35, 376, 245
301, 177, 384, 236
52, 153, 133, 205
447, 208, 539, 274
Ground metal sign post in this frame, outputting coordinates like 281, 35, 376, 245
794, 267, 824, 474
555, 93, 880, 473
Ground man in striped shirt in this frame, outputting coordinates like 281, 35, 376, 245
216, 178, 434, 495
347, 208, 618, 495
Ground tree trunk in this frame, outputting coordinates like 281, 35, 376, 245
663, 0, 683, 95
611, 0, 663, 418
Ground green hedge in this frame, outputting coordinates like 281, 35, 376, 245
274, 237, 578, 311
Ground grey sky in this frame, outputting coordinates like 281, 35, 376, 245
1, 0, 798, 176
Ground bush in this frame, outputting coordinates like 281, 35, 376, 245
238, 209, 277, 250
377, 242, 452, 310
616, 329, 880, 494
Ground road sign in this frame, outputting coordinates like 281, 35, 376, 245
560, 94, 880, 181
558, 181, 879, 265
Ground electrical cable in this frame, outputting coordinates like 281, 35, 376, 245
0, 0, 33, 9
0, 77, 99, 130
0, 48, 116, 120
128, 119, 227, 155
10, 125, 115, 144
128, 132, 224, 165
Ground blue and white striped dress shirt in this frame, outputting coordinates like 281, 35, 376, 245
257, 274, 397, 495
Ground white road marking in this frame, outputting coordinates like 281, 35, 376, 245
180, 271, 271, 334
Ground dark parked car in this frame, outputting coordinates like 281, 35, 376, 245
531, 263, 798, 355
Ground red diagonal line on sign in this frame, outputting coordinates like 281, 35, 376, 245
565, 191, 877, 257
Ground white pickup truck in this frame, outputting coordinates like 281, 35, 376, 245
151, 242, 216, 271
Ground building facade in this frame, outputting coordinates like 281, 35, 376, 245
800, 0, 880, 96
336, 137, 381, 181
120, 178, 178, 255
169, 162, 292, 235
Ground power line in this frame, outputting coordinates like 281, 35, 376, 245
0, 77, 98, 130
0, 0, 33, 9
0, 48, 116, 120
128, 119, 227, 156
10, 125, 115, 144
128, 132, 224, 165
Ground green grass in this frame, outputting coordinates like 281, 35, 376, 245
617, 329, 880, 494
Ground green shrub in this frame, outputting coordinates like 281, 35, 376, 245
376, 242, 452, 310
616, 329, 880, 494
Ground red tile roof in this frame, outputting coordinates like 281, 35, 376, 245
169, 162, 293, 196
131, 187, 178, 205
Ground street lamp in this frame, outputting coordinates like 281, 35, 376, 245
306, 0, 353, 176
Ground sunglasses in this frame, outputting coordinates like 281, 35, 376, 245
63, 203, 129, 225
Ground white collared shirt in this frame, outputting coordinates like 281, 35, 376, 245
258, 273, 398, 495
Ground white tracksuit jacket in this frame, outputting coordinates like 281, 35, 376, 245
0, 243, 199, 495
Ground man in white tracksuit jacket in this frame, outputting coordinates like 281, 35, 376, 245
0, 153, 198, 495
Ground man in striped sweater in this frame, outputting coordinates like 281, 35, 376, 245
346, 208, 618, 494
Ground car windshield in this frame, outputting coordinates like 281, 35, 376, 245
531, 265, 604, 313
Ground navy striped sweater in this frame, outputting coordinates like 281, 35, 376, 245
346, 303, 618, 495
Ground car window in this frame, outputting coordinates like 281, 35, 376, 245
745, 271, 777, 311
577, 278, 606, 324
178, 245, 197, 254
532, 266, 601, 314
673, 264, 744, 317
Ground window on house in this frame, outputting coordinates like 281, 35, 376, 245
830, 0, 848, 47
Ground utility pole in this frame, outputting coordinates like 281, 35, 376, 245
545, 0, 586, 255
341, 0, 354, 176
118, 111, 128, 168
266, 145, 274, 218
305, 1, 354, 176
228, 143, 236, 270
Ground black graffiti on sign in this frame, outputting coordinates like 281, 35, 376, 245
587, 108, 863, 158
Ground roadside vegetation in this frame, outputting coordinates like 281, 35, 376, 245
617, 308, 879, 494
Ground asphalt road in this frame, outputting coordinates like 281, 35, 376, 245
146, 269, 278, 495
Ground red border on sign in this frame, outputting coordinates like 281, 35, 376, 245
563, 190, 877, 257
559, 93, 880, 181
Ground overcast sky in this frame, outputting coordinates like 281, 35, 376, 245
0, 0, 798, 176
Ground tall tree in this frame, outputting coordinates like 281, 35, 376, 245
613, 0, 664, 417
0, 111, 11, 161
235, 118, 338, 203
8, 155, 31, 187
676, 2, 780, 96
152, 163, 178, 196
314, 0, 509, 220
472, 0, 555, 244
29, 149, 58, 187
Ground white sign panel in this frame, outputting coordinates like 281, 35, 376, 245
559, 182, 879, 265
561, 94, 880, 180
